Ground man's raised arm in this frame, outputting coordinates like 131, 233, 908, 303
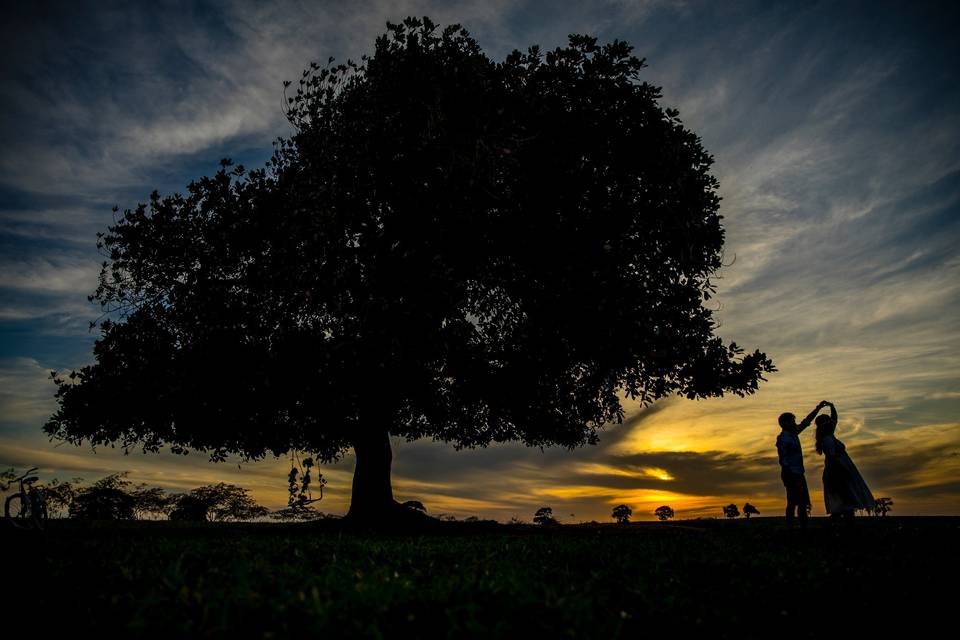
798, 401, 827, 433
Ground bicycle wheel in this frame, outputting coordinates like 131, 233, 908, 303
5, 492, 32, 530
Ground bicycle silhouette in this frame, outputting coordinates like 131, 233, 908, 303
4, 467, 48, 530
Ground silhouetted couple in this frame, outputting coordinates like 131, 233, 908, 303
776, 401, 875, 527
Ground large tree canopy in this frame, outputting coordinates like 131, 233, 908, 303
47, 18, 774, 520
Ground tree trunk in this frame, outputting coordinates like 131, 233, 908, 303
346, 429, 396, 522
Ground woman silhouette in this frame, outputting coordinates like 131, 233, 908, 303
815, 402, 875, 518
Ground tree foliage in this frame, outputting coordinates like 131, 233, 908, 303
4, 470, 274, 523
69, 473, 136, 520
873, 497, 893, 516
533, 507, 557, 526
169, 483, 269, 522
42, 477, 84, 518
722, 504, 740, 519
611, 504, 632, 524
654, 505, 674, 521
168, 494, 210, 522
742, 503, 759, 518
44, 17, 774, 515
130, 484, 173, 519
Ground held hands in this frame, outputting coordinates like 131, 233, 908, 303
818, 400, 833, 409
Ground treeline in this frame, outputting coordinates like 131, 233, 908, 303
1, 469, 328, 522
533, 498, 894, 524
4, 468, 895, 524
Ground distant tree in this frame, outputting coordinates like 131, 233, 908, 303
206, 483, 269, 521
722, 504, 740, 519
654, 505, 675, 521
45, 17, 774, 526
168, 483, 268, 522
129, 484, 172, 519
401, 500, 426, 512
742, 503, 760, 518
69, 473, 135, 520
611, 504, 632, 524
168, 494, 210, 522
874, 497, 893, 516
40, 477, 83, 518
533, 507, 558, 526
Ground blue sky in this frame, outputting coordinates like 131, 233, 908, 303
2, 0, 958, 520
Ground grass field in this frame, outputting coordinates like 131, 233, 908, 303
5, 517, 955, 637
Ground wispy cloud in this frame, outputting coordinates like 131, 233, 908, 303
0, 256, 100, 295
0, 358, 57, 426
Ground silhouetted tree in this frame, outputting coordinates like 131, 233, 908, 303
168, 494, 210, 522
69, 473, 135, 520
874, 497, 893, 516
40, 473, 169, 519
723, 504, 740, 519
654, 505, 674, 521
39, 477, 83, 518
45, 17, 774, 524
130, 485, 172, 519
169, 483, 268, 522
742, 503, 759, 518
611, 504, 632, 524
533, 507, 558, 526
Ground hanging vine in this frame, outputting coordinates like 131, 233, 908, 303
286, 451, 326, 515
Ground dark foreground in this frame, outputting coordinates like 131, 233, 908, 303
6, 517, 955, 637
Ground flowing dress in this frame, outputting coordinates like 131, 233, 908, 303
820, 434, 875, 514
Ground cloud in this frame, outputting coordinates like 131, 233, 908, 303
0, 256, 100, 295
0, 358, 58, 427
0, 256, 101, 329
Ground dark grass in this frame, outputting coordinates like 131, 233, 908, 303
5, 517, 955, 637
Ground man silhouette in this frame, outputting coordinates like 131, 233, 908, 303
777, 401, 827, 528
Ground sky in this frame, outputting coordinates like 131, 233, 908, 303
1, 0, 958, 521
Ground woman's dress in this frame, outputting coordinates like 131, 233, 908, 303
821, 435, 875, 514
